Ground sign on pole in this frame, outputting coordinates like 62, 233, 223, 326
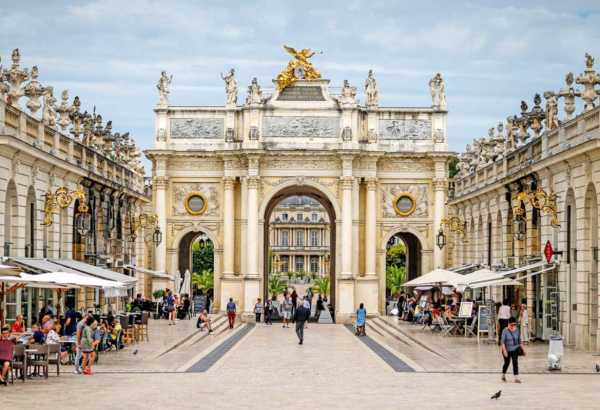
544, 240, 554, 264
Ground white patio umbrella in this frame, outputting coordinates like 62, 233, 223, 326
33, 271, 126, 290
403, 268, 466, 288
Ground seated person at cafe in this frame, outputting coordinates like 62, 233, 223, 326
31, 324, 45, 344
45, 322, 61, 344
0, 326, 16, 385
11, 315, 25, 333
106, 320, 122, 350
196, 310, 213, 333
41, 314, 54, 332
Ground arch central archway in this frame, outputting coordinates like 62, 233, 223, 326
262, 185, 337, 321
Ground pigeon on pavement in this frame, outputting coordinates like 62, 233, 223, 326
133, 349, 138, 355
490, 390, 502, 400
595, 363, 600, 373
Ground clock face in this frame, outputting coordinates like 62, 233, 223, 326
394, 193, 416, 217
185, 193, 207, 215
294, 66, 306, 79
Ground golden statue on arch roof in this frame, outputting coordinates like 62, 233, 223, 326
276, 45, 322, 90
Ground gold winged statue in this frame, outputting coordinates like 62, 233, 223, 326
276, 45, 322, 90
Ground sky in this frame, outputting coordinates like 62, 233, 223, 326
2, 1, 600, 173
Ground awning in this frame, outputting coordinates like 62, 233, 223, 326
404, 269, 466, 287
494, 261, 547, 278
129, 266, 172, 279
52, 259, 136, 286
0, 263, 22, 276
0, 272, 79, 289
468, 276, 524, 289
449, 264, 480, 274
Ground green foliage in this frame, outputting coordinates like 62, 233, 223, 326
448, 157, 459, 178
191, 239, 214, 274
192, 270, 214, 292
152, 289, 165, 300
268, 274, 287, 296
386, 242, 406, 268
314, 277, 330, 297
386, 265, 407, 296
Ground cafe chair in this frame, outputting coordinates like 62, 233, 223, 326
135, 312, 150, 342
29, 344, 49, 378
47, 343, 61, 376
11, 344, 26, 383
465, 317, 478, 338
120, 316, 136, 345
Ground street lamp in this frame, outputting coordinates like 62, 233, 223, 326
152, 226, 162, 247
514, 218, 526, 241
75, 211, 91, 237
436, 228, 446, 250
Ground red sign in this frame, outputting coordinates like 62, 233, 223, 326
544, 240, 554, 264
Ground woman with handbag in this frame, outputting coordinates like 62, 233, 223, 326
500, 317, 525, 383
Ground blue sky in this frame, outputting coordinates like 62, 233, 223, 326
2, 1, 600, 172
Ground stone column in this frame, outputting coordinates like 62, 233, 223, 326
154, 176, 168, 273
341, 177, 353, 276
433, 177, 447, 268
223, 177, 235, 275
246, 177, 259, 276
365, 178, 377, 275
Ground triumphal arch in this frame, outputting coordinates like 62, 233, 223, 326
146, 47, 451, 322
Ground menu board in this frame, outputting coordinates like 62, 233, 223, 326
478, 305, 490, 332
458, 301, 473, 318
193, 295, 207, 314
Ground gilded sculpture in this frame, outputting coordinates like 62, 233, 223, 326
276, 45, 322, 90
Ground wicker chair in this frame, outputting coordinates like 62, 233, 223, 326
11, 344, 25, 383
120, 316, 135, 345
29, 344, 49, 378
135, 312, 150, 342
47, 343, 61, 376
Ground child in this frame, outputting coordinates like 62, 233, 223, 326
355, 303, 367, 336
254, 298, 263, 323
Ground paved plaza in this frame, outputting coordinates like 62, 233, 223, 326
3, 319, 600, 409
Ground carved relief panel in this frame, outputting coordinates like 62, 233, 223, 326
381, 183, 429, 218
170, 118, 224, 139
262, 116, 339, 138
171, 182, 220, 217
379, 119, 432, 140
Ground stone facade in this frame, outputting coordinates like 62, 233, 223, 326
450, 54, 600, 352
0, 49, 150, 326
147, 66, 451, 322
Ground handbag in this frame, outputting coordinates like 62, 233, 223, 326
511, 332, 525, 356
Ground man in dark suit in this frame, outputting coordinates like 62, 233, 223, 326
294, 298, 310, 345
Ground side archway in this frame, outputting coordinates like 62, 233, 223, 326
382, 228, 425, 281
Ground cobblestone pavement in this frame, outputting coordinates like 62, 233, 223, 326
3, 322, 600, 409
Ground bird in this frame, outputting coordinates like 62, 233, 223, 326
133, 349, 138, 356
595, 363, 600, 373
490, 390, 502, 400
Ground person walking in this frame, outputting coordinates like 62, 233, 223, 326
166, 290, 176, 325
497, 299, 511, 345
294, 301, 310, 345
355, 303, 367, 336
501, 317, 525, 383
290, 290, 298, 322
73, 311, 91, 374
254, 298, 263, 324
519, 304, 530, 344
282, 293, 293, 328
226, 298, 236, 329
264, 297, 274, 325
80, 317, 96, 375
315, 294, 325, 322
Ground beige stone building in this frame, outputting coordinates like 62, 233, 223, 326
269, 195, 330, 277
146, 49, 452, 322
0, 49, 151, 326
450, 54, 600, 351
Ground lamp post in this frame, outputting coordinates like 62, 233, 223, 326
514, 218, 526, 241
436, 228, 447, 250
152, 226, 162, 247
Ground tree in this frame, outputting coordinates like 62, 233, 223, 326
314, 277, 330, 298
268, 274, 287, 297
386, 265, 407, 297
386, 242, 406, 267
192, 270, 214, 293
192, 239, 214, 274
448, 157, 459, 178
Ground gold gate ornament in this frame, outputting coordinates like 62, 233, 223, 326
276, 45, 322, 91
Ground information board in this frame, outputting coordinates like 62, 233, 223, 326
193, 295, 207, 315
477, 305, 490, 342
458, 301, 473, 318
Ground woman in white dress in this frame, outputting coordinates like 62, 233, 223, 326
519, 304, 530, 343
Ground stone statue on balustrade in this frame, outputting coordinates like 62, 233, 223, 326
429, 73, 447, 110
543, 91, 559, 131
491, 123, 506, 161
505, 116, 518, 152
156, 71, 173, 106
221, 68, 238, 106
365, 70, 378, 108
3, 48, 29, 106
56, 90, 72, 130
41, 87, 57, 127
339, 79, 357, 106
558, 72, 580, 120
24, 65, 45, 115
527, 94, 545, 138
0, 57, 8, 99
246, 77, 262, 105
69, 96, 83, 141
576, 53, 600, 111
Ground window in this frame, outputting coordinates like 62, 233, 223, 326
295, 257, 304, 272
296, 230, 304, 246
281, 231, 289, 247
281, 255, 289, 273
282, 213, 288, 222
310, 230, 319, 246
310, 256, 319, 273
297, 213, 303, 222
311, 213, 318, 222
